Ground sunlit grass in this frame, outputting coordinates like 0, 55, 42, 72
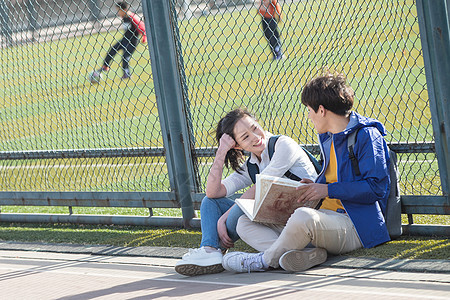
0, 222, 254, 252
348, 236, 450, 260
0, 222, 447, 260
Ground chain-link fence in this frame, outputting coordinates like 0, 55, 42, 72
0, 0, 448, 227
1, 0, 168, 193
173, 0, 440, 196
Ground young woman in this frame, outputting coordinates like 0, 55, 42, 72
175, 108, 317, 276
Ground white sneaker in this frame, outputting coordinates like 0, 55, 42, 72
175, 247, 224, 276
279, 248, 327, 272
222, 252, 268, 273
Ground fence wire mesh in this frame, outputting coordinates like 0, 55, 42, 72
171, 0, 441, 196
0, 0, 169, 192
0, 0, 443, 200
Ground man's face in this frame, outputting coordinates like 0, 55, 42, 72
307, 105, 326, 134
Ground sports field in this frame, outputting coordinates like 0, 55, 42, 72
0, 0, 443, 217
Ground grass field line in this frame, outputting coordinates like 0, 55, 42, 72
1, 106, 163, 149
0, 162, 168, 170
0, 162, 214, 170
400, 160, 435, 164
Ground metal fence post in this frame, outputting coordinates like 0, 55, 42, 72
417, 0, 450, 197
88, 0, 100, 23
141, 0, 197, 226
0, 0, 12, 46
26, 0, 38, 33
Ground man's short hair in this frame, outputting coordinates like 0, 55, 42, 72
301, 70, 354, 116
116, 1, 129, 11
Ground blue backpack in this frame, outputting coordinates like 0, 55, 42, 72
246, 135, 322, 184
347, 128, 402, 239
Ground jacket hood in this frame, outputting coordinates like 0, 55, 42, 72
344, 111, 387, 136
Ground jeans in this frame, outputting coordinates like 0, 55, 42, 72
200, 196, 244, 249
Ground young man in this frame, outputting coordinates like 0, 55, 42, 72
222, 71, 391, 273
97, 2, 146, 79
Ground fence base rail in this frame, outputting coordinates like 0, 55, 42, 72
402, 224, 450, 237
0, 213, 201, 228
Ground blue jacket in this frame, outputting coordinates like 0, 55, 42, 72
316, 111, 391, 248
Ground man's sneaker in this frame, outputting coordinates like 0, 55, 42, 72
122, 69, 131, 79
279, 248, 327, 272
175, 247, 224, 276
222, 252, 268, 273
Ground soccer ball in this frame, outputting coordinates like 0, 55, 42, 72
89, 70, 102, 84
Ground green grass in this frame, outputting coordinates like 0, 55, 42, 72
349, 236, 450, 260
0, 222, 255, 251
0, 222, 448, 260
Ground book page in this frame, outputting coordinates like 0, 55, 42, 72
254, 174, 303, 214
255, 175, 274, 207
235, 198, 256, 221
252, 174, 320, 225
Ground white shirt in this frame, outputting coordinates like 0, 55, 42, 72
222, 132, 318, 197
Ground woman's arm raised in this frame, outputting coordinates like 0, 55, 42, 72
205, 134, 236, 198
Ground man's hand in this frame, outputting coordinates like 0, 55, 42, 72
297, 179, 328, 203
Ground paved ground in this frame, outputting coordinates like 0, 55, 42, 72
0, 241, 449, 299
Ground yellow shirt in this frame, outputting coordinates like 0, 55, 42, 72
320, 140, 346, 212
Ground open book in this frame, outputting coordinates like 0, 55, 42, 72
236, 174, 322, 225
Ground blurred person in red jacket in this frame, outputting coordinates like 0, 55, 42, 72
259, 0, 283, 60
96, 1, 146, 80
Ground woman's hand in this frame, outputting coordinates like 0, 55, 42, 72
217, 213, 234, 249
217, 133, 236, 155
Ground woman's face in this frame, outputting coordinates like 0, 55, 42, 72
232, 115, 266, 156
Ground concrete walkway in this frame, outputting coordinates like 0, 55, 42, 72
0, 241, 449, 299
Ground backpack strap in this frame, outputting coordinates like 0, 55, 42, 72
247, 135, 305, 183
347, 128, 362, 176
247, 135, 280, 184
246, 158, 259, 184
267, 135, 279, 160
269, 135, 304, 181
301, 146, 323, 174
283, 170, 302, 181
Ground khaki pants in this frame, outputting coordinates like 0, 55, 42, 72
237, 208, 363, 268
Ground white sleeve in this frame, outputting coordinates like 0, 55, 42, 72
221, 162, 254, 197
260, 135, 317, 180
259, 135, 300, 177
